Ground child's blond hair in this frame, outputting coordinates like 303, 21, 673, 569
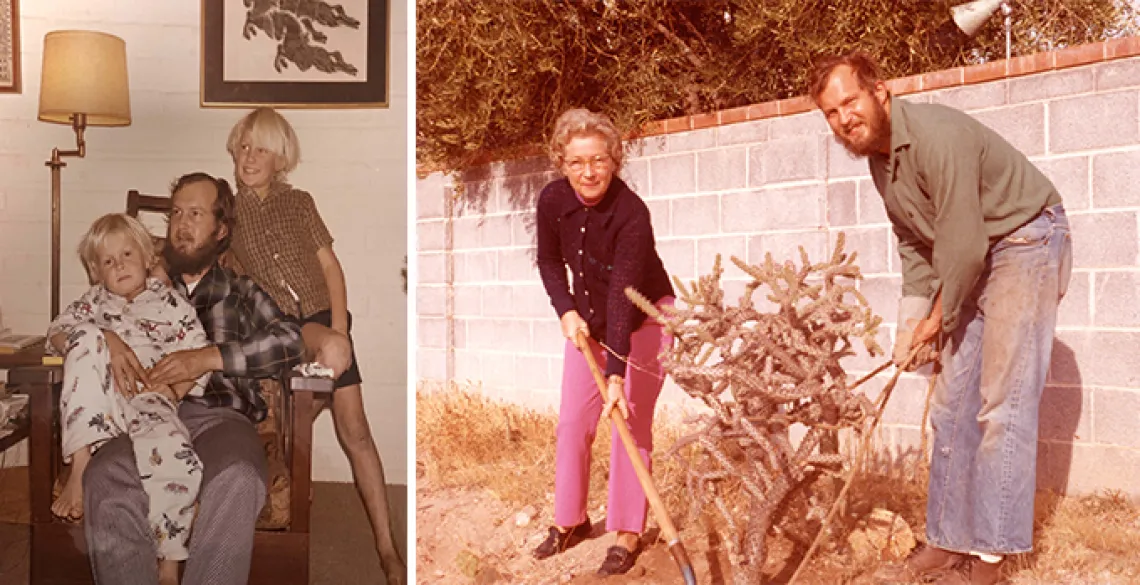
77, 213, 156, 284
225, 107, 302, 182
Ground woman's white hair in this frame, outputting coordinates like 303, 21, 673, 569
548, 108, 624, 171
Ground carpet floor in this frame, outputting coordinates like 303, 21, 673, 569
0, 466, 406, 584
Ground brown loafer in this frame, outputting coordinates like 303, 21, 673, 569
931, 557, 1004, 585
532, 518, 592, 560
873, 543, 967, 583
596, 544, 639, 576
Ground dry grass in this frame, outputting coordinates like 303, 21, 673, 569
1009, 490, 1140, 583
416, 385, 1140, 583
415, 382, 689, 519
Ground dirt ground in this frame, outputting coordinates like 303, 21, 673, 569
414, 483, 852, 585
415, 482, 1140, 585
416, 484, 717, 584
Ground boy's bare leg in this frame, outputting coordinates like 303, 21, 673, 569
157, 559, 180, 585
301, 321, 405, 584
53, 447, 91, 520
330, 385, 406, 585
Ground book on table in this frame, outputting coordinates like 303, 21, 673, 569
0, 333, 45, 354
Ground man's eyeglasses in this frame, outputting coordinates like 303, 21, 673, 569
563, 155, 612, 174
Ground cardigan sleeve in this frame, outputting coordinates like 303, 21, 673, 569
535, 188, 576, 318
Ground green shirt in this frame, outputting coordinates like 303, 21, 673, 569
869, 97, 1062, 333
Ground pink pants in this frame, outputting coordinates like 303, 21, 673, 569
554, 298, 673, 534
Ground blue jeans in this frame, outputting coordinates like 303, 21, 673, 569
925, 203, 1071, 555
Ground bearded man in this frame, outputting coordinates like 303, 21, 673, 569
810, 51, 1072, 585
81, 172, 348, 584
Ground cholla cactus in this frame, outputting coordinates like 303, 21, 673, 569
627, 233, 882, 583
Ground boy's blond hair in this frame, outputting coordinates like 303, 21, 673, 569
225, 107, 302, 182
78, 213, 156, 284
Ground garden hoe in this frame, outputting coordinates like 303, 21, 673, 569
576, 331, 697, 585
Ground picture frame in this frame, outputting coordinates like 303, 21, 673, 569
0, 0, 19, 94
200, 0, 388, 108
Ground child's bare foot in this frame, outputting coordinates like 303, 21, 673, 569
51, 448, 91, 521
158, 559, 180, 585
380, 552, 406, 585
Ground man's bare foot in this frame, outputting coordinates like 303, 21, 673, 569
158, 559, 180, 585
380, 552, 406, 585
51, 448, 91, 521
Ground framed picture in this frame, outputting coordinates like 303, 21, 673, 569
201, 0, 388, 108
0, 0, 19, 94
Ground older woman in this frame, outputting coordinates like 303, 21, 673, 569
531, 108, 675, 576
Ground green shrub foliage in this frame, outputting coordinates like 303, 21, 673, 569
417, 0, 1136, 174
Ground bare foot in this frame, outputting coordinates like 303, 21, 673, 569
158, 559, 180, 585
380, 552, 406, 585
52, 448, 91, 521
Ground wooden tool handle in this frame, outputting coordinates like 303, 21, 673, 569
575, 331, 681, 544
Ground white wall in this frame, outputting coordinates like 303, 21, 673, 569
0, 0, 408, 484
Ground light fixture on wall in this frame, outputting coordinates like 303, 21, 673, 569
38, 30, 131, 319
951, 0, 1013, 60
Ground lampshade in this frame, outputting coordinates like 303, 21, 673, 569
38, 30, 131, 126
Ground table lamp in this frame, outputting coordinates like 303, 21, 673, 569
38, 30, 131, 319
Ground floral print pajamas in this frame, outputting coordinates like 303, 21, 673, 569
49, 279, 210, 561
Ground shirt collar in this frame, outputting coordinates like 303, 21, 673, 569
553, 176, 627, 221
97, 278, 165, 305
174, 263, 231, 311
878, 95, 914, 181
889, 96, 914, 152
239, 181, 291, 201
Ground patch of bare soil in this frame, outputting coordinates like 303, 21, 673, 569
414, 483, 865, 585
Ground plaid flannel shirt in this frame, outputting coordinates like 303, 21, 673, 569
174, 263, 305, 423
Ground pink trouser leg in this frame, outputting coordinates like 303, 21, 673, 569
553, 298, 673, 534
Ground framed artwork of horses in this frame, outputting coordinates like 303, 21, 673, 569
201, 0, 388, 108
0, 0, 19, 94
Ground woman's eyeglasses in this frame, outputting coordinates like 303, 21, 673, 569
563, 155, 612, 174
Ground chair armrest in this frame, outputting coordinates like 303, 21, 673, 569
284, 371, 336, 394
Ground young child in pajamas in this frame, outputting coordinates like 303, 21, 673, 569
47, 213, 210, 585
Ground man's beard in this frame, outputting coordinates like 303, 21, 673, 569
836, 100, 890, 158
164, 231, 220, 278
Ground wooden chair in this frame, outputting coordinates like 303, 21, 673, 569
11, 190, 333, 584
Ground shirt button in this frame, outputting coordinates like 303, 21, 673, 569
578, 250, 583, 255
580, 227, 585, 233
579, 272, 584, 277
584, 290, 590, 296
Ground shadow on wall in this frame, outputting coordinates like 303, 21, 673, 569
449, 158, 560, 266
451, 158, 556, 218
1036, 338, 1081, 496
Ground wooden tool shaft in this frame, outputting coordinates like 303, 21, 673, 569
575, 332, 681, 544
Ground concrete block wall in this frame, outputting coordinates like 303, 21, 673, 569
417, 39, 1140, 496
0, 1, 409, 483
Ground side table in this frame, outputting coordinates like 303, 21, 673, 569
1, 346, 64, 530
